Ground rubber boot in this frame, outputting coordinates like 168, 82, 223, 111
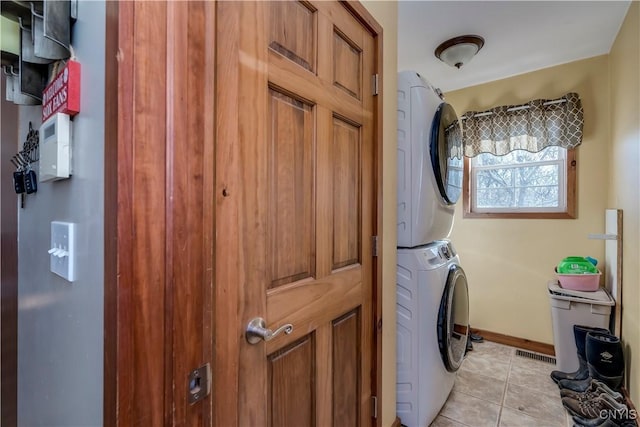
559, 332, 625, 392
551, 325, 609, 384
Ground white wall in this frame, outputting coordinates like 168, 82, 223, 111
17, 2, 105, 424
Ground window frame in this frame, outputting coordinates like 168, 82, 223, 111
462, 148, 577, 219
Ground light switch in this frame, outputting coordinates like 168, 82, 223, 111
50, 221, 75, 282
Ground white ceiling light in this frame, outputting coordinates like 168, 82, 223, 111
435, 35, 485, 69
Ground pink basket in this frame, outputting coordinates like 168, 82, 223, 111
556, 271, 601, 291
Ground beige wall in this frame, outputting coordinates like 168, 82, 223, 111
609, 1, 639, 402
446, 56, 611, 344
361, 2, 398, 426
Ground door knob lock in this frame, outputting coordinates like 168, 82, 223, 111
245, 317, 293, 344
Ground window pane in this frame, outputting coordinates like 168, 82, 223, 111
511, 147, 560, 163
475, 146, 560, 166
476, 169, 512, 189
447, 158, 463, 198
448, 169, 463, 187
475, 152, 507, 166
447, 168, 462, 203
448, 156, 463, 168
515, 186, 559, 207
476, 188, 514, 207
469, 146, 569, 214
447, 182, 461, 204
515, 165, 559, 186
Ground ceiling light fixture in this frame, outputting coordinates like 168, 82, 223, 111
435, 35, 485, 69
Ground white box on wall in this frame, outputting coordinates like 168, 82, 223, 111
49, 221, 75, 282
40, 113, 72, 182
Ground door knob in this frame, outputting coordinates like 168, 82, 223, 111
245, 317, 293, 344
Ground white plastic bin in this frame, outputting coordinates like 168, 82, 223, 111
548, 281, 615, 372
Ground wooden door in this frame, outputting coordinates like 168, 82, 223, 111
215, 2, 380, 426
104, 2, 215, 425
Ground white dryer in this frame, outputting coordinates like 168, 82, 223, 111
396, 241, 469, 427
397, 71, 464, 248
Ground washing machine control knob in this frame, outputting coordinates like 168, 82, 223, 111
440, 245, 451, 259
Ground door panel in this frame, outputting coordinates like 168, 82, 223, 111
333, 30, 362, 99
332, 309, 361, 427
268, 1, 317, 72
216, 1, 377, 425
268, 89, 316, 288
332, 117, 361, 269
431, 103, 462, 205
268, 336, 316, 427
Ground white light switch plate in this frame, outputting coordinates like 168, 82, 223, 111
50, 221, 75, 282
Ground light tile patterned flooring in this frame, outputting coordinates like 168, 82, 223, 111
431, 341, 572, 427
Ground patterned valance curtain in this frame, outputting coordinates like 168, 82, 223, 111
461, 92, 584, 157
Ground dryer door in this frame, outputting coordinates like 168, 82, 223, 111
437, 264, 469, 372
430, 103, 463, 205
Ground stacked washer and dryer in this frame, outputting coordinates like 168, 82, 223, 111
396, 71, 470, 427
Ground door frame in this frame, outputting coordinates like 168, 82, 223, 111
340, 3, 384, 426
1, 73, 20, 427
103, 1, 383, 425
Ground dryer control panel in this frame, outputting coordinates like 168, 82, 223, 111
439, 241, 456, 260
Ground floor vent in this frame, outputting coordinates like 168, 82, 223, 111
515, 349, 556, 365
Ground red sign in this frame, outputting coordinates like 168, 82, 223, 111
42, 60, 81, 122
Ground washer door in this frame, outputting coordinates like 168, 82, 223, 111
430, 103, 463, 205
437, 264, 470, 372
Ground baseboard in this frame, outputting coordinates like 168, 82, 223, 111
391, 416, 402, 427
471, 328, 556, 356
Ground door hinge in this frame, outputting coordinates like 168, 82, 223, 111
371, 395, 378, 418
188, 363, 211, 405
372, 235, 379, 257
372, 74, 379, 96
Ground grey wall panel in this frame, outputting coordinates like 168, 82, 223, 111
17, 1, 105, 425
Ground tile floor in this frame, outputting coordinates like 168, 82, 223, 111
431, 340, 572, 427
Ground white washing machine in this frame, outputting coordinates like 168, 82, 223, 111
397, 71, 464, 248
396, 241, 469, 427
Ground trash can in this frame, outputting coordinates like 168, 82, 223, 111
548, 281, 615, 372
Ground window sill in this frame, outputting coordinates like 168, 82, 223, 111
462, 210, 576, 219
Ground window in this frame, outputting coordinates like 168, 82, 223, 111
460, 92, 583, 218
463, 147, 576, 218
